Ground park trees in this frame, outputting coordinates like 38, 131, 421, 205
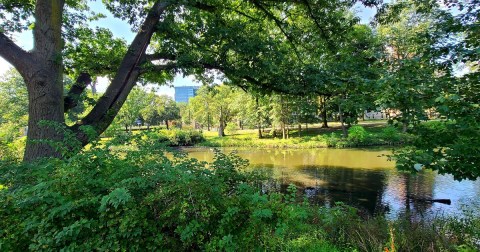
388, 0, 480, 179
189, 85, 237, 137
376, 1, 440, 132
0, 0, 381, 161
116, 87, 148, 131
156, 95, 180, 129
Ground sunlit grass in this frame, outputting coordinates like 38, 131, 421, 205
198, 121, 396, 148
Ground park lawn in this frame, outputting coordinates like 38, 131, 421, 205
198, 120, 396, 148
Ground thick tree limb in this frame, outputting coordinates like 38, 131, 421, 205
139, 62, 178, 74
64, 72, 92, 112
0, 32, 32, 72
71, 0, 173, 144
145, 52, 177, 61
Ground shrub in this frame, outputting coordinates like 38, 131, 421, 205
0, 137, 25, 161
0, 135, 333, 251
348, 125, 368, 144
382, 126, 401, 143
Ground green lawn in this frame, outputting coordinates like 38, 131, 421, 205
197, 120, 404, 148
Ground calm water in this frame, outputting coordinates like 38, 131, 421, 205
181, 147, 480, 218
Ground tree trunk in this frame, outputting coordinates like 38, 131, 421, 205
165, 120, 169, 130
282, 122, 286, 139
218, 108, 225, 137
218, 122, 225, 137
0, 0, 172, 161
339, 105, 348, 138
321, 97, 329, 128
207, 112, 211, 131
256, 96, 263, 139
22, 0, 66, 161
24, 72, 65, 161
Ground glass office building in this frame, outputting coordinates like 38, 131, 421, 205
174, 86, 200, 103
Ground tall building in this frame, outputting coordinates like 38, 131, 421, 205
174, 86, 200, 103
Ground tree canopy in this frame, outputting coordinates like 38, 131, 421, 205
0, 0, 381, 161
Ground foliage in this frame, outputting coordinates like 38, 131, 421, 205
381, 126, 401, 143
0, 137, 25, 162
347, 125, 369, 144
376, 2, 439, 132
0, 132, 330, 251
188, 85, 238, 136
1, 131, 479, 250
0, 69, 28, 142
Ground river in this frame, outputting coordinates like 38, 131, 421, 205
181, 147, 480, 218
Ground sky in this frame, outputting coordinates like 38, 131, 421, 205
0, 2, 377, 97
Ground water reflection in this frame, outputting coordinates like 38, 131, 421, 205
182, 147, 480, 217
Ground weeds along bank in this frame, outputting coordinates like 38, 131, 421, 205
1, 132, 479, 251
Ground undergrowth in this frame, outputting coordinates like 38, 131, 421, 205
0, 130, 478, 251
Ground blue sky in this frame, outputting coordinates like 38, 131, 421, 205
0, 2, 377, 97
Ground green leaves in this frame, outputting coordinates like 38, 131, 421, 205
99, 188, 132, 212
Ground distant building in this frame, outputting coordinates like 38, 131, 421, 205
174, 86, 200, 103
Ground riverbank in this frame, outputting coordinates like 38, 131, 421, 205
197, 121, 413, 149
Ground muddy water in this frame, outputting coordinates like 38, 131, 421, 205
182, 147, 480, 217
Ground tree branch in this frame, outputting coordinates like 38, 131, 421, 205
0, 32, 32, 72
144, 52, 177, 61
71, 0, 173, 144
139, 62, 178, 74
64, 72, 92, 112
249, 0, 303, 61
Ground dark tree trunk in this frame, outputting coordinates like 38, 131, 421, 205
21, 0, 66, 161
165, 120, 169, 130
321, 97, 329, 128
218, 122, 225, 137
218, 108, 225, 137
338, 105, 348, 138
255, 96, 263, 139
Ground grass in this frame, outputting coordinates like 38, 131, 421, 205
197, 121, 410, 149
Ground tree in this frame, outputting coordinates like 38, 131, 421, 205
389, 0, 480, 180
269, 94, 293, 139
116, 87, 148, 131
376, 2, 439, 132
0, 0, 381, 161
178, 102, 193, 127
189, 86, 214, 131
189, 85, 237, 137
156, 95, 180, 130
319, 24, 381, 137
140, 91, 163, 129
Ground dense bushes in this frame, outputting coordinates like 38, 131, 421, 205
1, 132, 479, 251
107, 128, 205, 147
326, 125, 410, 148
0, 135, 333, 251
